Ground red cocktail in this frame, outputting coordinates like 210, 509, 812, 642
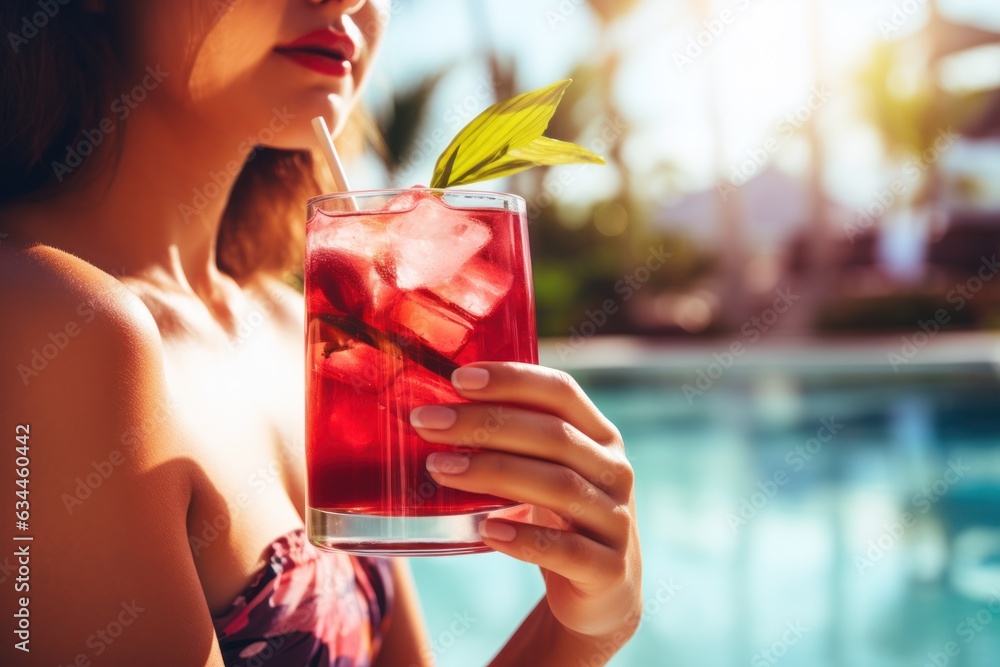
305, 189, 537, 555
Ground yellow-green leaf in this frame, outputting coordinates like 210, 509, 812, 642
430, 79, 605, 189
442, 137, 605, 187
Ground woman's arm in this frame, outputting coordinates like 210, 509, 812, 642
373, 559, 434, 667
0, 248, 226, 666
489, 597, 637, 667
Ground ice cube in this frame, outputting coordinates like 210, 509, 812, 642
429, 256, 513, 318
387, 357, 459, 421
312, 328, 379, 381
384, 188, 427, 212
309, 216, 397, 317
309, 214, 382, 254
314, 374, 383, 448
309, 339, 392, 447
386, 193, 491, 290
310, 248, 375, 317
390, 291, 473, 357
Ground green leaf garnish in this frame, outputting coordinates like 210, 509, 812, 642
430, 79, 606, 189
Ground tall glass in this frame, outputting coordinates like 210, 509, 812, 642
305, 189, 537, 555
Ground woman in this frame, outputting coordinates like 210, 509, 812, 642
0, 1, 641, 665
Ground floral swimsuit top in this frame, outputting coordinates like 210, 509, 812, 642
212, 528, 394, 667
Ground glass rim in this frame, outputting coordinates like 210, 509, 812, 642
306, 188, 526, 210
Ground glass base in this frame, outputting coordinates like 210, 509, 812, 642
307, 504, 527, 556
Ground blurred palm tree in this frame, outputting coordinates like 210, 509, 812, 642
854, 9, 998, 207
378, 70, 445, 184
855, 43, 947, 207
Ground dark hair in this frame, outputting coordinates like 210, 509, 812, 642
0, 1, 372, 281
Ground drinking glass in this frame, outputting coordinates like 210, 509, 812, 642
305, 188, 537, 555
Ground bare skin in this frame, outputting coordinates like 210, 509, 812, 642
0, 1, 641, 665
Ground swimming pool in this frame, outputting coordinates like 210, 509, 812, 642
410, 339, 1000, 666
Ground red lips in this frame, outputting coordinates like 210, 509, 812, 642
276, 28, 356, 78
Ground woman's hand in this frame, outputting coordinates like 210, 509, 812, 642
409, 362, 642, 643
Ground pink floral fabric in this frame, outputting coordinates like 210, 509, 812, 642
212, 529, 393, 667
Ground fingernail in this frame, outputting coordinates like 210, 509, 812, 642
452, 367, 490, 391
479, 520, 517, 542
410, 405, 457, 430
426, 452, 470, 474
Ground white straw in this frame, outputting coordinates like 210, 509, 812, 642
311, 116, 357, 210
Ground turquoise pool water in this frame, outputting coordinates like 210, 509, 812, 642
410, 362, 1000, 666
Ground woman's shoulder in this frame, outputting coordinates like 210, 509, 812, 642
0, 243, 225, 665
0, 241, 161, 349
0, 241, 174, 463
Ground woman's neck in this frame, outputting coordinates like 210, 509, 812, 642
7, 104, 256, 299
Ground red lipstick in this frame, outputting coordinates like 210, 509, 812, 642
276, 28, 356, 78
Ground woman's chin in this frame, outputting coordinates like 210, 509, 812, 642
292, 89, 352, 130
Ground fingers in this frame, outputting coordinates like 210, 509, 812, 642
450, 363, 622, 446
478, 519, 625, 591
410, 403, 633, 499
425, 450, 627, 546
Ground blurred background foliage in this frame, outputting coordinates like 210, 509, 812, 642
357, 0, 1000, 340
